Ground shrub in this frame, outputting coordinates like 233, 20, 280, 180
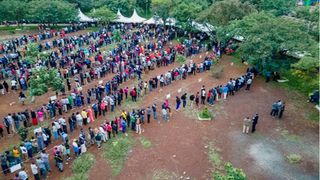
103, 135, 134, 176
176, 54, 186, 65
139, 137, 152, 148
286, 154, 302, 164
211, 66, 224, 79
71, 153, 95, 175
17, 127, 28, 141
214, 162, 247, 180
199, 107, 213, 119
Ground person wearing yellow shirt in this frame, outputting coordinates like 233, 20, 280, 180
81, 110, 88, 125
12, 146, 21, 164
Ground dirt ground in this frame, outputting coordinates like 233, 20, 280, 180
0, 54, 318, 180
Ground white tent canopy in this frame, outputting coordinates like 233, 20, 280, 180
128, 9, 146, 23
143, 16, 164, 25
113, 9, 130, 23
78, 9, 96, 22
191, 21, 215, 33
165, 18, 177, 26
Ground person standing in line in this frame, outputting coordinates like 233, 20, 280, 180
223, 85, 228, 100
136, 118, 142, 134
278, 102, 285, 119
246, 78, 252, 90
175, 96, 181, 111
200, 86, 206, 105
152, 104, 157, 120
147, 106, 151, 123
189, 93, 195, 107
3, 81, 9, 94
31, 161, 40, 180
251, 114, 259, 133
181, 93, 187, 108
242, 117, 251, 134
0, 83, 4, 95
270, 101, 278, 117
195, 92, 200, 107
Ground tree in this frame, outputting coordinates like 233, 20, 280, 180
28, 67, 64, 96
89, 6, 115, 25
96, 0, 137, 17
217, 12, 317, 72
171, 1, 203, 22
197, 0, 257, 26
0, 0, 27, 22
292, 56, 319, 77
151, 0, 173, 21
27, 0, 78, 24
241, 0, 296, 16
137, 0, 152, 17
67, 0, 94, 13
25, 43, 40, 65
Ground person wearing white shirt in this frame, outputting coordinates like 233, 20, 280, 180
11, 79, 17, 90
30, 162, 40, 180
20, 144, 27, 160
18, 169, 28, 180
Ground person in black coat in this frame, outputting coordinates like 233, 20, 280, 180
252, 113, 259, 133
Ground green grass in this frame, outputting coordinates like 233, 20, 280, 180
139, 137, 152, 148
208, 143, 222, 167
85, 26, 100, 32
199, 107, 214, 120
66, 153, 95, 180
308, 111, 319, 122
103, 134, 135, 176
176, 54, 187, 65
280, 130, 301, 142
151, 169, 178, 180
286, 154, 303, 164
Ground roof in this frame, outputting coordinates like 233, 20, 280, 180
113, 9, 130, 23
191, 21, 215, 33
129, 9, 146, 23
78, 9, 96, 22
144, 16, 164, 25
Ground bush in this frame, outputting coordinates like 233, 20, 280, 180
286, 154, 302, 164
103, 135, 134, 176
214, 162, 247, 180
17, 127, 28, 141
199, 107, 213, 119
211, 66, 224, 79
71, 153, 95, 175
176, 54, 186, 65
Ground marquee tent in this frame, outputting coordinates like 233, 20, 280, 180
113, 9, 130, 23
143, 16, 164, 25
128, 9, 146, 23
78, 9, 96, 22
191, 21, 215, 33
165, 18, 177, 26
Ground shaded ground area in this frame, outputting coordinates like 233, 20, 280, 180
1, 55, 318, 180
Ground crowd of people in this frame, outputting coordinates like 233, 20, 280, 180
0, 22, 264, 180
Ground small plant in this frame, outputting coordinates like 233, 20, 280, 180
103, 135, 134, 176
286, 154, 302, 164
176, 54, 186, 65
214, 162, 247, 180
66, 153, 95, 180
199, 107, 213, 119
17, 127, 28, 141
140, 137, 152, 148
211, 66, 224, 79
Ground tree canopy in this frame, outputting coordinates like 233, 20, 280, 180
197, 0, 257, 26
89, 6, 115, 24
217, 12, 317, 71
0, 0, 27, 22
27, 0, 78, 23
